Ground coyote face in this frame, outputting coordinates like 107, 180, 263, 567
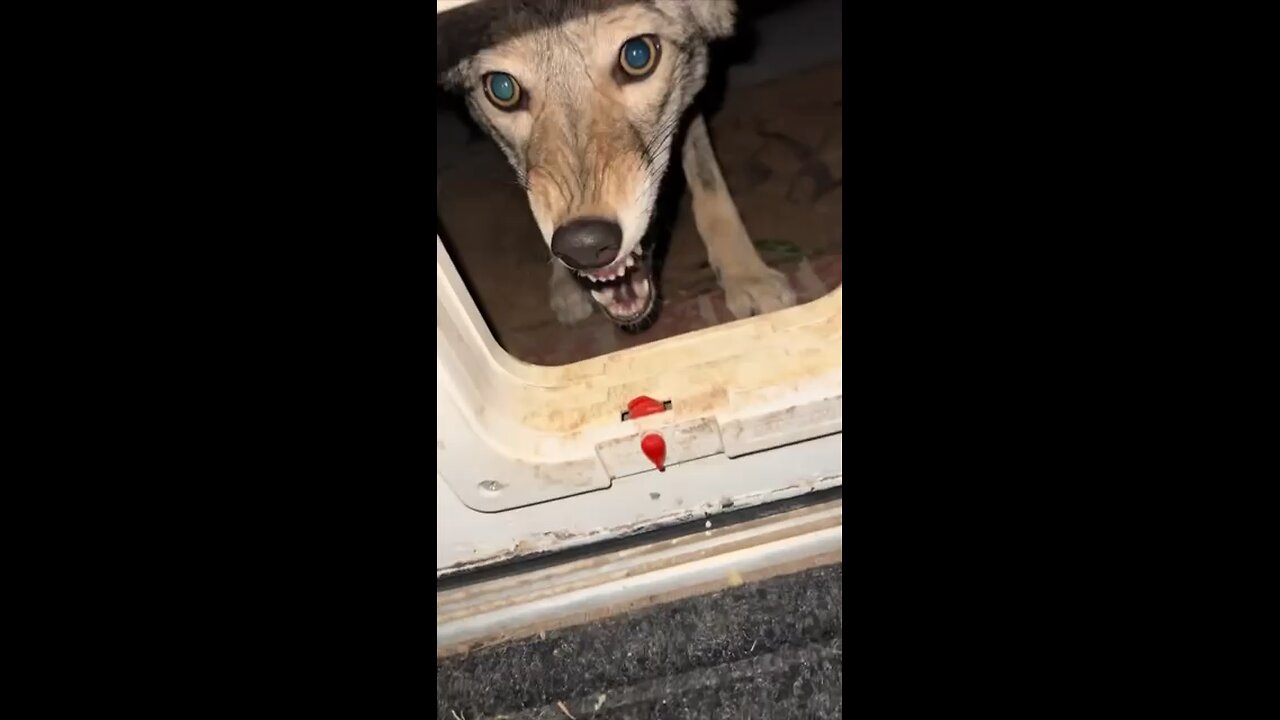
442, 0, 796, 331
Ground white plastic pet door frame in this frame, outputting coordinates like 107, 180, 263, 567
436, 234, 842, 513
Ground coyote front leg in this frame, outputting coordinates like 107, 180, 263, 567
682, 114, 796, 319
548, 260, 595, 324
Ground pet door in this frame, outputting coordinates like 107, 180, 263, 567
436, 0, 843, 575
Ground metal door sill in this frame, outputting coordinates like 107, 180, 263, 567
437, 492, 843, 657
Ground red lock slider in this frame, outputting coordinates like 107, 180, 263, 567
628, 396, 669, 472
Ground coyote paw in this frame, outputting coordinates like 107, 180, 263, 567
722, 267, 797, 319
549, 271, 594, 324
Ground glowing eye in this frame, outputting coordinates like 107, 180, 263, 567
484, 72, 521, 109
619, 36, 659, 77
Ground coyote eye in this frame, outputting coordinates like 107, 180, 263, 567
483, 72, 522, 110
618, 35, 660, 79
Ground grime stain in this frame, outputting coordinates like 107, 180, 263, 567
531, 460, 600, 487
649, 492, 661, 500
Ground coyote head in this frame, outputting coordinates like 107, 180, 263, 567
441, 0, 736, 326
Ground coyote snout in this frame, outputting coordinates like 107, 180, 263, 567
523, 92, 652, 271
441, 0, 796, 331
551, 219, 622, 270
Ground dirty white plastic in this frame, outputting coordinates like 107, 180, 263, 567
437, 235, 842, 515
436, 229, 842, 574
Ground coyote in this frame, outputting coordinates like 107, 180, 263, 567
440, 0, 796, 332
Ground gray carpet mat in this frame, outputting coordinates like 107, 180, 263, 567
437, 563, 843, 719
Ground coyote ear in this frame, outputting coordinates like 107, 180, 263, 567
438, 58, 472, 92
684, 0, 737, 39
436, 1, 498, 90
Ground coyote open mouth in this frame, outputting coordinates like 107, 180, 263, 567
572, 247, 658, 332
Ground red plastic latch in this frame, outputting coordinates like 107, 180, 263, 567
627, 395, 666, 420
641, 432, 667, 472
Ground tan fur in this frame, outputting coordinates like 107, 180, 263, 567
441, 0, 795, 322
682, 114, 796, 317
523, 93, 646, 234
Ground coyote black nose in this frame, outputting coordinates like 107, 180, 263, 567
551, 218, 622, 270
